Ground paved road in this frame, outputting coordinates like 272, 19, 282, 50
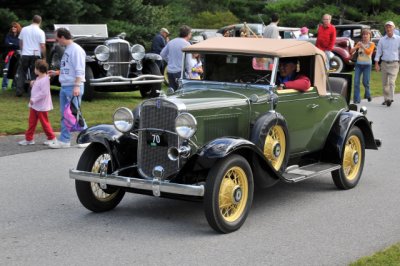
1, 95, 399, 266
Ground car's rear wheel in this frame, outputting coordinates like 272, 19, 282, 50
332, 126, 365, 189
75, 144, 125, 212
204, 154, 254, 233
82, 65, 95, 101
140, 61, 161, 98
251, 113, 289, 173
329, 55, 344, 73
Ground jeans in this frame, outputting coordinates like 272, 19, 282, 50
167, 72, 181, 91
59, 85, 85, 143
353, 63, 371, 103
2, 60, 10, 90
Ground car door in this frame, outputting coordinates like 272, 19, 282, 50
275, 87, 328, 154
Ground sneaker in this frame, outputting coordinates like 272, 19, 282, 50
43, 138, 57, 146
18, 139, 35, 145
48, 140, 71, 149
76, 143, 90, 148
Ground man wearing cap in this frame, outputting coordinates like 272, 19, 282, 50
151, 28, 169, 55
277, 58, 311, 92
374, 21, 400, 107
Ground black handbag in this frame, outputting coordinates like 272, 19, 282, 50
351, 49, 359, 62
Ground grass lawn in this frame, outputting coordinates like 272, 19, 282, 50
0, 81, 144, 135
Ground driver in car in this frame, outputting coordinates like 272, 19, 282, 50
277, 57, 311, 92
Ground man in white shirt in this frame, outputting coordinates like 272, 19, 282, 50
374, 21, 400, 107
16, 15, 46, 97
263, 13, 280, 39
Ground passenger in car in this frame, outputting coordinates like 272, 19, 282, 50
276, 57, 311, 92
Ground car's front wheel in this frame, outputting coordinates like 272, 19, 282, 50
204, 154, 254, 233
75, 144, 125, 212
332, 126, 365, 189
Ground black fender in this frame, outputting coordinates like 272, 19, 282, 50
86, 56, 96, 63
322, 110, 379, 163
77, 125, 138, 170
144, 53, 162, 61
178, 137, 280, 188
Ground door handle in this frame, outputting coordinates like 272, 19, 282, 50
307, 103, 319, 109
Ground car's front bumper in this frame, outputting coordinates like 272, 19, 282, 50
90, 74, 164, 87
69, 169, 205, 197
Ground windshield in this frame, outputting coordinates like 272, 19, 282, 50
183, 53, 275, 85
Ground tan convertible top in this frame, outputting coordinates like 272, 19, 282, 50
183, 37, 328, 95
183, 37, 324, 57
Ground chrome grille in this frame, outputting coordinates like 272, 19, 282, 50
138, 99, 179, 179
108, 42, 130, 77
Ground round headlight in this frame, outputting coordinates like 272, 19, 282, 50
175, 113, 197, 139
131, 44, 145, 60
113, 107, 134, 133
94, 45, 110, 61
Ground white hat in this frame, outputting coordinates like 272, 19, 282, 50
385, 21, 395, 27
160, 28, 170, 35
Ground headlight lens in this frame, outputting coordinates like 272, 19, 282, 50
113, 107, 134, 133
131, 44, 145, 60
175, 113, 197, 139
94, 45, 110, 61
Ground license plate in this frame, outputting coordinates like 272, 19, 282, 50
146, 131, 168, 147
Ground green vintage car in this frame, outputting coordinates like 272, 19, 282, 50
70, 37, 381, 233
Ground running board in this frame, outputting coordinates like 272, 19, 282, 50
282, 163, 341, 183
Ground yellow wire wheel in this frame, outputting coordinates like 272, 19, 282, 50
218, 166, 249, 222
332, 126, 365, 190
90, 153, 120, 202
204, 154, 254, 233
75, 145, 125, 212
264, 125, 286, 171
342, 135, 362, 181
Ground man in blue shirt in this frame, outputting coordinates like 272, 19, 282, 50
151, 28, 169, 54
161, 25, 192, 91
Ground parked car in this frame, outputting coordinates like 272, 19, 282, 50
217, 23, 302, 39
48, 24, 164, 101
70, 37, 381, 233
335, 24, 382, 45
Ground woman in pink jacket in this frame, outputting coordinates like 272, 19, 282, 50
18, 59, 56, 145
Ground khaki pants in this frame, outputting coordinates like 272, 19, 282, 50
381, 61, 399, 101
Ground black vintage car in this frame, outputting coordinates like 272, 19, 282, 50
49, 24, 164, 101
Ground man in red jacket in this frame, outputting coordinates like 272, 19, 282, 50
277, 58, 311, 92
316, 14, 336, 70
